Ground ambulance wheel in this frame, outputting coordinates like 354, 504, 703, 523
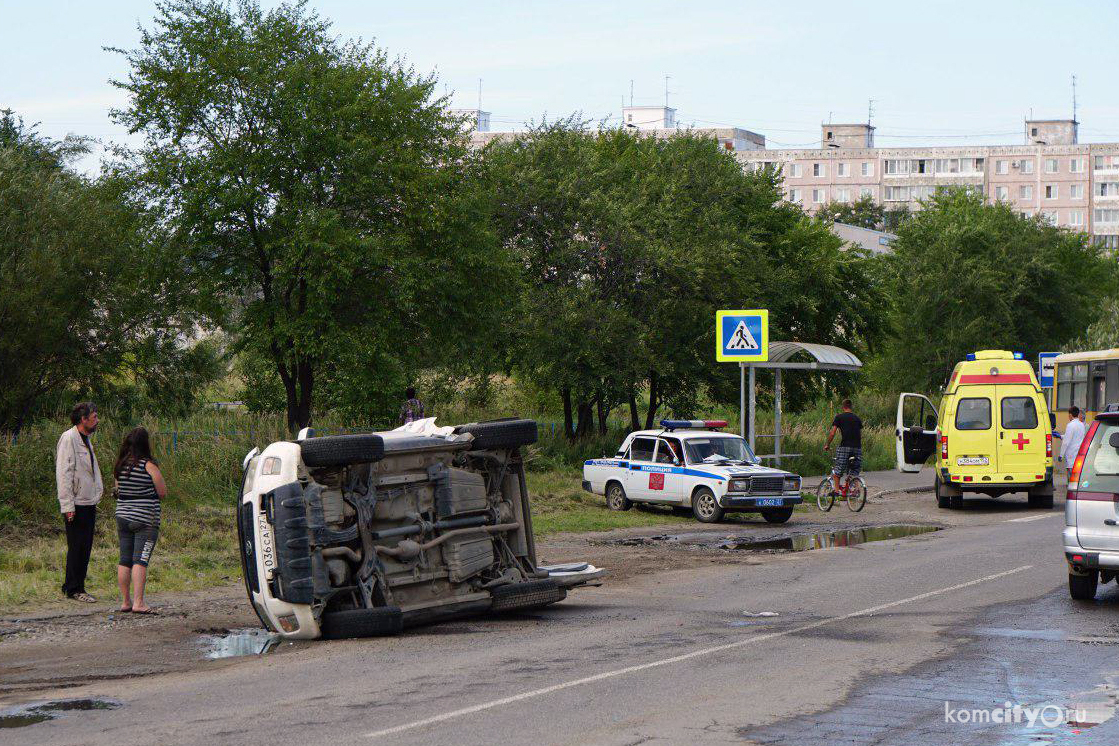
1028, 483, 1054, 509
935, 477, 952, 509
692, 488, 724, 523
606, 482, 632, 511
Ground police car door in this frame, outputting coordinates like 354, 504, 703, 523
648, 438, 685, 504
896, 393, 939, 473
624, 436, 658, 502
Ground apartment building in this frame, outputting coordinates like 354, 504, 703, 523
737, 120, 1119, 248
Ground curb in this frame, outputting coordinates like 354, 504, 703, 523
874, 485, 934, 499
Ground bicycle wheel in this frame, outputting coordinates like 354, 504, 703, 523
815, 479, 835, 511
846, 477, 867, 512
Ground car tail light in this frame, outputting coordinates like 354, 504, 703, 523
1045, 433, 1052, 458
940, 434, 948, 459
1068, 420, 1100, 489
1071, 554, 1084, 562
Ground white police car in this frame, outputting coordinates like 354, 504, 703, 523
582, 420, 803, 524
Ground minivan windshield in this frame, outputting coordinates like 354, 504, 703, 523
1079, 420, 1119, 493
684, 436, 759, 465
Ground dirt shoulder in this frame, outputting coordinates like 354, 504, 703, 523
0, 480, 1049, 706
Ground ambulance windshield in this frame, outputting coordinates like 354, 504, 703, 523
685, 436, 758, 465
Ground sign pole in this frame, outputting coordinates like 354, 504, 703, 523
748, 365, 756, 453
739, 363, 746, 438
774, 368, 782, 466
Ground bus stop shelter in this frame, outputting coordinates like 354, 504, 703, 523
740, 341, 863, 466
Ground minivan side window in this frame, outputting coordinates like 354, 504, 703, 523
955, 398, 992, 430
1001, 397, 1038, 429
630, 437, 657, 462
1078, 421, 1119, 493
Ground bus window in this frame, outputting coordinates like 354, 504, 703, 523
1108, 362, 1119, 411
1073, 364, 1089, 410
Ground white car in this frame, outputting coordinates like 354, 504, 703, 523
237, 419, 603, 640
582, 420, 803, 523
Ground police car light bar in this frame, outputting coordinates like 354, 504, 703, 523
660, 419, 728, 431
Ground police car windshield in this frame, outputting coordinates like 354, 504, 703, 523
684, 436, 758, 465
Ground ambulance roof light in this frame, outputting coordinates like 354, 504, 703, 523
1013, 351, 1024, 360
966, 353, 976, 361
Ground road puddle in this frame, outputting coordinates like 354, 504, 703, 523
609, 524, 941, 552
200, 628, 279, 658
0, 699, 120, 729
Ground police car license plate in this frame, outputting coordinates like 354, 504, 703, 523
957, 457, 989, 466
756, 498, 784, 507
257, 511, 276, 580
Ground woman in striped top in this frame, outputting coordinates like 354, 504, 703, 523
113, 427, 167, 614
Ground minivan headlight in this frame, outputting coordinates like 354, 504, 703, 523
783, 477, 801, 493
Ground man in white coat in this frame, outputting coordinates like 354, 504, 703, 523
1060, 406, 1087, 480
56, 402, 103, 602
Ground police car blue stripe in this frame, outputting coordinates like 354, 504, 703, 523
583, 459, 724, 482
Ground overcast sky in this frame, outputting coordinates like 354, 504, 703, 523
5, 0, 1118, 172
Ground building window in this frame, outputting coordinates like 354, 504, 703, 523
860, 187, 873, 199
1094, 209, 1119, 224
837, 162, 849, 177
812, 188, 825, 203
1098, 235, 1119, 250
790, 163, 802, 178
1041, 211, 1057, 225
1020, 211, 1033, 219
884, 159, 910, 175
995, 160, 1008, 175
835, 187, 851, 202
1095, 155, 1119, 170
789, 188, 801, 204
1097, 182, 1119, 197
935, 158, 959, 174
1045, 185, 1058, 199
1045, 158, 1058, 173
1031, 127, 1039, 137
861, 161, 873, 177
995, 185, 1009, 201
813, 163, 827, 177
1019, 159, 1035, 174
1070, 184, 1084, 199
884, 185, 909, 201
1070, 158, 1085, 173
1019, 185, 1034, 200
1069, 210, 1085, 226
914, 159, 931, 174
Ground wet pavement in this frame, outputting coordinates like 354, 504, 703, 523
198, 628, 279, 659
739, 584, 1119, 745
605, 523, 942, 552
0, 699, 120, 729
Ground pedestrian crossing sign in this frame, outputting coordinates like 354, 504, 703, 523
716, 310, 769, 362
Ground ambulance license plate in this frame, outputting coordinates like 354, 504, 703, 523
957, 457, 989, 466
756, 498, 784, 507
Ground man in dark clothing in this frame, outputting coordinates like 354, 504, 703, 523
56, 402, 103, 602
398, 386, 425, 425
824, 398, 863, 494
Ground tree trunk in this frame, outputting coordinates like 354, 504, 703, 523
562, 387, 574, 440
644, 371, 660, 430
575, 401, 594, 438
294, 356, 314, 431
628, 394, 640, 432
596, 392, 609, 435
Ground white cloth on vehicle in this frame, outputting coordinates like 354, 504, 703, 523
392, 417, 455, 438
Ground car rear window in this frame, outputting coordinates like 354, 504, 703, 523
1078, 420, 1119, 493
955, 398, 991, 430
629, 437, 656, 462
1000, 397, 1038, 429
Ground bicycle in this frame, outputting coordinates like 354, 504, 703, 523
815, 456, 867, 512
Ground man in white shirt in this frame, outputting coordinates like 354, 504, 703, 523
1060, 406, 1087, 479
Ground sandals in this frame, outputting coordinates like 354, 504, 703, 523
131, 607, 158, 615
69, 592, 97, 603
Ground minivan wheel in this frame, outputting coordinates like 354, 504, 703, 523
319, 606, 403, 639
692, 488, 724, 523
1069, 571, 1099, 601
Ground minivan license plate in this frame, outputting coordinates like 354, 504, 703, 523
756, 498, 783, 506
257, 512, 276, 580
957, 457, 989, 466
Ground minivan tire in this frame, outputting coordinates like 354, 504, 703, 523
490, 580, 566, 612
301, 434, 385, 468
454, 419, 538, 450
319, 606, 403, 639
1069, 571, 1099, 601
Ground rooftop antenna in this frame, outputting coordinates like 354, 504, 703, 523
664, 74, 671, 107
630, 79, 634, 107
477, 78, 482, 111
1072, 74, 1078, 123
867, 98, 875, 126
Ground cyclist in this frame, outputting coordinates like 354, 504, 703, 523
824, 398, 863, 495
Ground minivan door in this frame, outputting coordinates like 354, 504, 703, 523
996, 386, 1046, 475
896, 393, 939, 473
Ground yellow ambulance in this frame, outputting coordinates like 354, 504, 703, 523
896, 350, 1055, 509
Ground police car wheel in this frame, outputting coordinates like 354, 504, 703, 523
692, 488, 724, 523
761, 508, 793, 524
606, 482, 632, 511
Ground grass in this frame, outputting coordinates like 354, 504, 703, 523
0, 395, 902, 610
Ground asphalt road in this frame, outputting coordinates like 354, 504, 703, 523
6, 494, 1119, 746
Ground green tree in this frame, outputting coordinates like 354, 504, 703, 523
110, 0, 507, 431
818, 195, 884, 229
0, 111, 202, 434
879, 188, 1114, 391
